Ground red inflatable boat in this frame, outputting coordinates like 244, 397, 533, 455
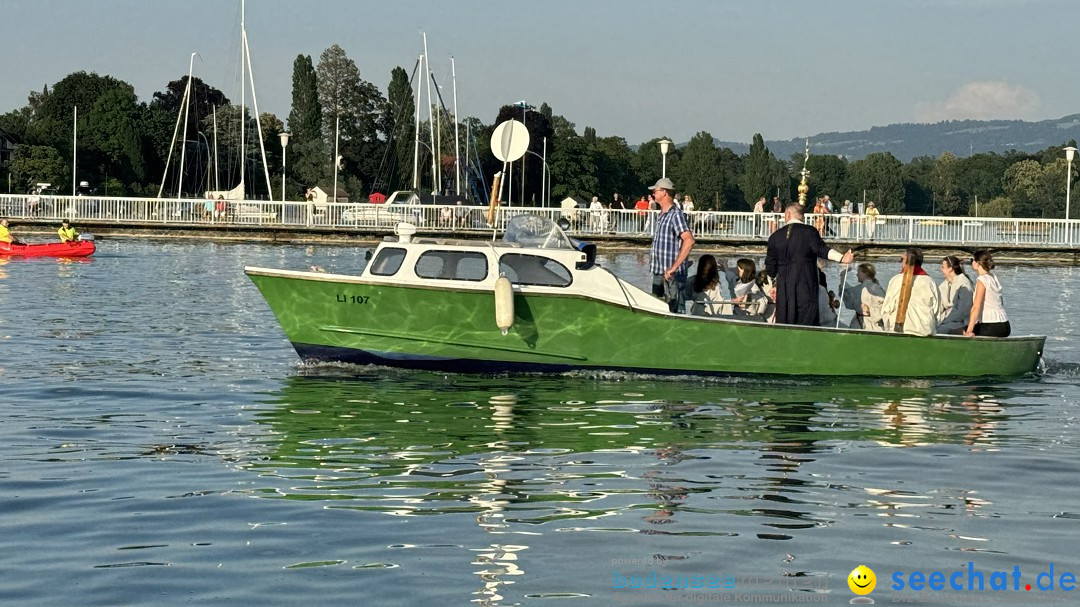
0, 240, 96, 257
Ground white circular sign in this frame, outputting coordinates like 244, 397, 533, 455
490, 119, 530, 162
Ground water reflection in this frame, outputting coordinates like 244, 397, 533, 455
240, 373, 1033, 522
236, 371, 1047, 599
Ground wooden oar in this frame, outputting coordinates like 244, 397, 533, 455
894, 264, 915, 332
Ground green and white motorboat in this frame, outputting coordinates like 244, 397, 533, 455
245, 216, 1045, 378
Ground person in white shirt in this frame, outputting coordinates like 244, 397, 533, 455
688, 254, 726, 316
881, 248, 942, 336
589, 196, 604, 231
937, 255, 973, 335
731, 258, 766, 318
964, 250, 1010, 337
682, 194, 695, 214
840, 262, 886, 330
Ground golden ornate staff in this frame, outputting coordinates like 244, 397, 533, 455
797, 138, 810, 207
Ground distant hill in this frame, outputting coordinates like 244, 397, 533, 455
714, 114, 1080, 162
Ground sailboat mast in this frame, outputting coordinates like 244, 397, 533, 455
423, 35, 437, 195
213, 105, 219, 191
178, 52, 196, 199
333, 115, 340, 203
451, 56, 460, 197
72, 106, 77, 196
465, 121, 471, 201
240, 0, 246, 199
412, 54, 422, 192
243, 28, 274, 201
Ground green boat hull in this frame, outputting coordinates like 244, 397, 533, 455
246, 270, 1045, 378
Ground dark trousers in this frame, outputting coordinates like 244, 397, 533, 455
973, 321, 1011, 337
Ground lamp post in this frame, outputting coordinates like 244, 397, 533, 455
279, 132, 291, 202
1065, 146, 1076, 222
658, 139, 672, 179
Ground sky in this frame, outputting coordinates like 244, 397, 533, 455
3, 0, 1079, 145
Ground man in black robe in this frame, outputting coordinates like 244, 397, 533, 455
766, 204, 853, 326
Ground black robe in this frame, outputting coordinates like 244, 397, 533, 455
765, 221, 833, 326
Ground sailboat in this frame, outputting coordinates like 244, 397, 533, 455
372, 34, 486, 207
159, 0, 274, 205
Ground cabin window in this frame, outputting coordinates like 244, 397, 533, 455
498, 254, 573, 287
415, 250, 489, 282
370, 247, 407, 276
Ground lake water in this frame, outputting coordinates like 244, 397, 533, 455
2, 239, 1079, 606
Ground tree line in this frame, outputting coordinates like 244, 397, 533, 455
0, 43, 1075, 218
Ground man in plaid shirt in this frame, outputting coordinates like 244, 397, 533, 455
649, 178, 696, 313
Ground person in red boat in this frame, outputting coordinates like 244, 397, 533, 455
0, 218, 23, 245
58, 220, 79, 242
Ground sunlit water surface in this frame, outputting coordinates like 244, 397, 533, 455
1, 240, 1079, 606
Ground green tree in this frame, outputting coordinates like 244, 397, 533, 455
975, 196, 1013, 217
287, 55, 322, 143
548, 115, 597, 199
589, 135, 637, 201
86, 87, 146, 185
955, 153, 1008, 208
847, 152, 904, 213
740, 133, 772, 207
902, 156, 934, 215
0, 107, 32, 141
287, 54, 326, 191
10, 144, 67, 188
381, 66, 414, 193
316, 44, 386, 194
805, 154, 848, 201
29, 73, 135, 152
768, 156, 791, 208
671, 131, 725, 210
1004, 158, 1068, 218
632, 137, 679, 192
930, 152, 962, 215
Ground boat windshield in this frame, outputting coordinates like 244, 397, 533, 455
502, 215, 575, 250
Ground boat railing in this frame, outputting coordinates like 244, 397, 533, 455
0, 194, 1077, 248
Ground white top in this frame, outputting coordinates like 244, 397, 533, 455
689, 283, 725, 316
976, 273, 1008, 323
842, 279, 886, 330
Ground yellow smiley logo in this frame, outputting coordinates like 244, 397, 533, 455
848, 565, 876, 595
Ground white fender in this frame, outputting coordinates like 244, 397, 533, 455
494, 276, 514, 335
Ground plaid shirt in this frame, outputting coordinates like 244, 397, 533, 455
650, 206, 692, 277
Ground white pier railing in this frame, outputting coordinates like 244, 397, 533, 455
1, 194, 1077, 248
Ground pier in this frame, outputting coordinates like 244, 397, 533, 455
2, 194, 1078, 258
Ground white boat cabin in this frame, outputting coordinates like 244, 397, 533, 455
356, 218, 669, 313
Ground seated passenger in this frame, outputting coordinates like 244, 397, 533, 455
881, 248, 942, 336
937, 255, 973, 335
840, 263, 886, 330
964, 250, 1010, 338
731, 258, 765, 318
688, 254, 726, 316
0, 218, 22, 245
58, 219, 78, 243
